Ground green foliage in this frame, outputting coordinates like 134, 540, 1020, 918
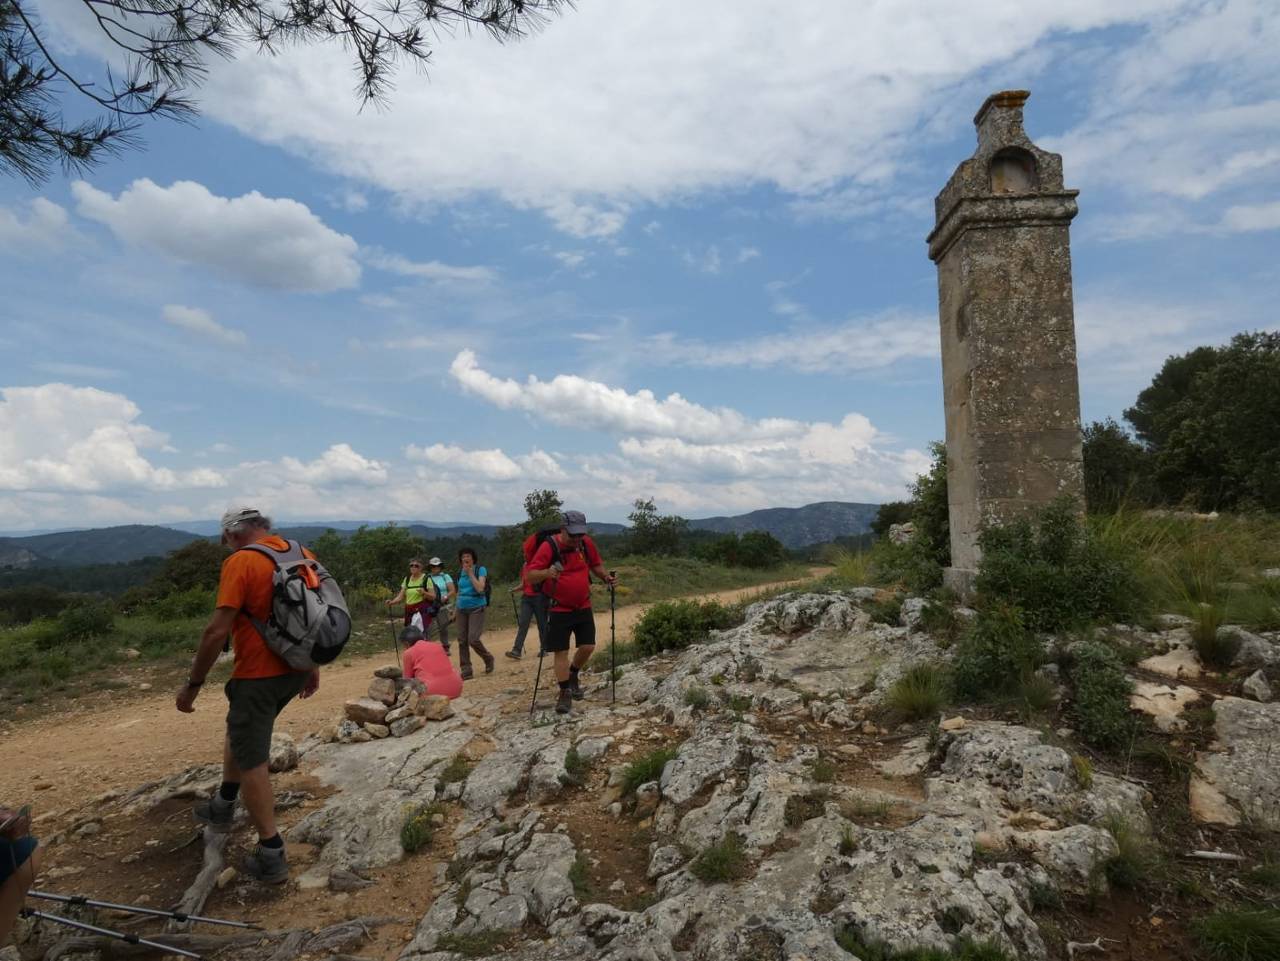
867, 594, 904, 626
919, 591, 962, 646
951, 604, 1042, 701
693, 530, 788, 569
911, 441, 951, 570
400, 802, 444, 853
829, 548, 875, 587
569, 854, 592, 898
145, 586, 215, 621
683, 686, 711, 711
434, 930, 512, 958
524, 489, 564, 529
621, 746, 679, 795
838, 823, 857, 856
1192, 610, 1238, 669
1028, 881, 1062, 912
148, 538, 226, 595
1193, 907, 1280, 961
1128, 331, 1280, 511
834, 929, 1014, 961
632, 599, 735, 656
1101, 814, 1161, 890
1071, 755, 1093, 789
976, 497, 1139, 632
55, 600, 116, 643
561, 745, 589, 787
689, 834, 749, 883
885, 662, 949, 720
784, 792, 827, 827
1082, 418, 1155, 512
627, 498, 689, 555
871, 501, 914, 540
438, 756, 472, 785
810, 755, 837, 784
0, 585, 78, 625
1068, 641, 1136, 751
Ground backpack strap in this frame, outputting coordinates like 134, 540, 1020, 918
241, 539, 308, 567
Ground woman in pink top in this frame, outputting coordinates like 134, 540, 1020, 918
399, 627, 463, 699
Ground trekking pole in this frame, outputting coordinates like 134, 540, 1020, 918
28, 891, 258, 929
530, 642, 545, 716
510, 588, 519, 623
388, 614, 400, 663
609, 571, 617, 705
20, 908, 203, 959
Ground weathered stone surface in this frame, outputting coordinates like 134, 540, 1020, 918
1138, 647, 1202, 680
1130, 681, 1200, 732
1189, 775, 1240, 827
367, 676, 397, 705
363, 723, 390, 739
659, 724, 747, 805
384, 705, 412, 725
390, 716, 426, 738
574, 736, 612, 764
900, 597, 927, 631
344, 697, 389, 725
267, 733, 298, 771
373, 665, 402, 679
633, 781, 660, 819
1196, 697, 1280, 828
1011, 824, 1117, 893
1244, 670, 1273, 702
888, 522, 916, 545
416, 694, 455, 720
1226, 627, 1280, 670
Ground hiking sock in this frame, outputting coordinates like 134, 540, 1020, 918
559, 680, 572, 691
218, 782, 241, 803
569, 666, 580, 686
259, 833, 284, 850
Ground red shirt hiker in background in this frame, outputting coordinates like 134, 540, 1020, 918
525, 510, 616, 716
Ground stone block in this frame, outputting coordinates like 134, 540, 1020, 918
344, 697, 389, 725
367, 676, 397, 705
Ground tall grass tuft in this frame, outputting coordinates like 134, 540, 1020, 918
1193, 907, 1280, 961
885, 662, 949, 720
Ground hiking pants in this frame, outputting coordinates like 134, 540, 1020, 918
430, 606, 451, 649
455, 608, 491, 672
511, 592, 549, 655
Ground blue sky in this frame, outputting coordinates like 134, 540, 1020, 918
1, 0, 1278, 531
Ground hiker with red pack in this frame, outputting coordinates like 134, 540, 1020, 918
506, 527, 556, 660
524, 510, 617, 715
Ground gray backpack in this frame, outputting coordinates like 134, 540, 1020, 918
241, 539, 351, 670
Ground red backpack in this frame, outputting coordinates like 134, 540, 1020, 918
521, 528, 585, 596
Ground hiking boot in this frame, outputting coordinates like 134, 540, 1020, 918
193, 797, 233, 832
460, 666, 474, 681
570, 674, 585, 701
504, 649, 522, 660
241, 844, 289, 885
483, 653, 496, 674
555, 688, 573, 715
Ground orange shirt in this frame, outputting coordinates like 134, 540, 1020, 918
216, 534, 314, 679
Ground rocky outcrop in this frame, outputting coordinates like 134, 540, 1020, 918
1195, 696, 1280, 828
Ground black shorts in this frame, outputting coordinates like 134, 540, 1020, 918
224, 673, 308, 770
545, 608, 596, 653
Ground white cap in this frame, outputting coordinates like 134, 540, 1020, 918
220, 505, 266, 531
428, 556, 443, 566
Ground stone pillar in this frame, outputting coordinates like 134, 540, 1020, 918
926, 90, 1084, 596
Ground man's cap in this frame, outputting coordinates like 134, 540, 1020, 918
563, 510, 588, 535
428, 557, 443, 566
220, 505, 265, 531
399, 626, 424, 644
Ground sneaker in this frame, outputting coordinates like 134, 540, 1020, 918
555, 687, 573, 715
241, 844, 289, 885
193, 797, 233, 832
570, 674, 585, 701
505, 650, 522, 660
483, 653, 496, 674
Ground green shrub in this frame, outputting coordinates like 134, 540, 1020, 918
632, 599, 735, 656
561, 746, 589, 787
54, 601, 116, 643
1193, 907, 1280, 961
621, 746, 678, 795
569, 854, 592, 897
810, 755, 837, 784
438, 756, 472, 785
867, 594, 904, 626
919, 591, 963, 646
435, 930, 512, 958
952, 603, 1042, 701
1069, 642, 1136, 751
683, 686, 711, 711
1014, 672, 1057, 716
1101, 814, 1161, 890
976, 497, 1139, 632
834, 929, 1014, 961
689, 834, 749, 883
885, 663, 949, 720
146, 586, 215, 621
784, 791, 827, 827
400, 802, 444, 853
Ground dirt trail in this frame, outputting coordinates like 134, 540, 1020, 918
5, 573, 820, 818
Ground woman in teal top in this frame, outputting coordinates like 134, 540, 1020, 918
454, 547, 494, 680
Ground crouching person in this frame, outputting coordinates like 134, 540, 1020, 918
399, 626, 463, 699
0, 805, 38, 943
176, 506, 320, 884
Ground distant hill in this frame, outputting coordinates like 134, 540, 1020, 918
688, 501, 879, 548
0, 502, 876, 569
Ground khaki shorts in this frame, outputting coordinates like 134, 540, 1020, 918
224, 673, 307, 770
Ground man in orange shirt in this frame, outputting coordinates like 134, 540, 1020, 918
175, 506, 319, 884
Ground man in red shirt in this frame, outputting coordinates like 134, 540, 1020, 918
175, 506, 320, 884
525, 510, 617, 715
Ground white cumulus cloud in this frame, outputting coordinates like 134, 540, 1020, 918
161, 304, 248, 346
0, 197, 76, 252
405, 443, 565, 481
71, 179, 361, 292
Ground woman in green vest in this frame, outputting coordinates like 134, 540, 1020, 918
386, 558, 439, 631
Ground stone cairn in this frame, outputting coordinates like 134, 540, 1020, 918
331, 665, 454, 743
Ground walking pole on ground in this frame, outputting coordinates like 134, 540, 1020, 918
609, 571, 617, 705
19, 909, 203, 959
28, 891, 257, 929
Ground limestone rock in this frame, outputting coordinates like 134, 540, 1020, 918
1244, 670, 1273, 703
633, 781, 661, 819
344, 697, 389, 725
1011, 824, 1118, 893
384, 705, 412, 725
1226, 627, 1279, 670
648, 844, 684, 879
888, 522, 915, 545
363, 723, 390, 739
1189, 775, 1240, 827
1138, 646, 1202, 680
374, 665, 402, 679
367, 676, 397, 705
1129, 681, 1200, 732
939, 716, 966, 732
329, 867, 375, 891
215, 867, 237, 889
900, 597, 926, 631
416, 694, 455, 720
391, 716, 426, 738
1196, 697, 1280, 828
268, 732, 299, 773
575, 736, 612, 763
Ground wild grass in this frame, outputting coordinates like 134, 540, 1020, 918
1193, 907, 1280, 961
434, 930, 512, 957
828, 547, 877, 587
683, 686, 711, 711
569, 854, 592, 898
689, 834, 750, 883
885, 662, 949, 721
560, 745, 589, 787
438, 756, 473, 785
838, 823, 857, 856
809, 755, 837, 784
621, 745, 679, 795
784, 791, 828, 827
1100, 813, 1163, 890
834, 930, 1014, 961
400, 802, 445, 854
